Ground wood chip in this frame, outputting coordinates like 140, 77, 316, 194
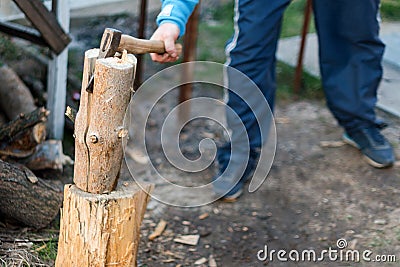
173, 234, 200, 246
34, 243, 47, 252
162, 258, 175, 263
319, 140, 346, 148
149, 219, 167, 241
374, 219, 387, 225
209, 255, 217, 267
125, 146, 149, 164
164, 250, 184, 260
65, 106, 76, 123
194, 257, 207, 265
198, 213, 209, 220
24, 169, 38, 184
275, 117, 290, 124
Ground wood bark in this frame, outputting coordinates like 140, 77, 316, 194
0, 65, 36, 120
55, 183, 153, 267
72, 49, 98, 191
0, 159, 63, 229
0, 107, 48, 158
74, 50, 136, 194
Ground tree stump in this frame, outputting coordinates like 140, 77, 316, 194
55, 183, 152, 267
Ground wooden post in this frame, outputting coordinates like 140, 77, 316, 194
56, 49, 153, 266
293, 0, 312, 94
46, 0, 70, 139
134, 0, 148, 88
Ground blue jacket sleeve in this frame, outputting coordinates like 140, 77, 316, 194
156, 0, 198, 37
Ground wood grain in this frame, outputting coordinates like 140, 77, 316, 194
55, 183, 153, 267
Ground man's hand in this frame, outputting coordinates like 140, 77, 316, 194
150, 23, 180, 63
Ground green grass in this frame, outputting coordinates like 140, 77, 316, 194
276, 61, 323, 100
381, 0, 400, 20
197, 1, 234, 63
32, 240, 58, 262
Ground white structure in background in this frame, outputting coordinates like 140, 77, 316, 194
0, 0, 161, 21
46, 0, 70, 139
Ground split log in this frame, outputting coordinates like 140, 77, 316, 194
0, 107, 48, 141
0, 108, 48, 158
0, 65, 36, 120
55, 183, 153, 267
74, 50, 136, 194
0, 159, 63, 229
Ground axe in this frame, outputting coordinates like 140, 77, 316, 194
86, 28, 182, 92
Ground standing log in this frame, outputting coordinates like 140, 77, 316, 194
56, 183, 153, 267
0, 65, 36, 120
74, 51, 136, 194
0, 159, 63, 229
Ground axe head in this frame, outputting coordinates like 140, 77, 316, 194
99, 28, 122, 59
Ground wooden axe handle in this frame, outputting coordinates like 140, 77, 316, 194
118, 35, 182, 55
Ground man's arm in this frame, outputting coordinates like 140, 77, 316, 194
150, 0, 198, 63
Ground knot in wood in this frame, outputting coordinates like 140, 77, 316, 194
89, 134, 99, 143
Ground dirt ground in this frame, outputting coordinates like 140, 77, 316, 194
1, 9, 400, 267
126, 93, 400, 267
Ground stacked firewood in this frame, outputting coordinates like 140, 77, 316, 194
0, 64, 71, 229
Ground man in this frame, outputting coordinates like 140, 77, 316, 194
150, 0, 396, 201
